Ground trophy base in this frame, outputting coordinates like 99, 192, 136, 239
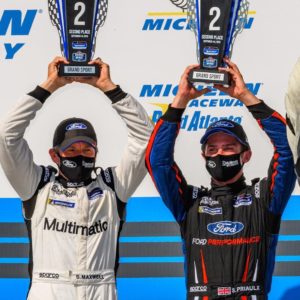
189, 69, 231, 85
58, 64, 100, 77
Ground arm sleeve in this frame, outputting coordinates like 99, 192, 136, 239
145, 105, 195, 223
109, 93, 154, 202
285, 58, 300, 169
247, 101, 296, 215
0, 91, 47, 201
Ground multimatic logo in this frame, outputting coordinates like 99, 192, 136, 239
44, 218, 108, 236
0, 8, 41, 59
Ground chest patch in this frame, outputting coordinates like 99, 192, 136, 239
233, 194, 252, 208
88, 188, 103, 200
207, 221, 244, 236
198, 206, 223, 215
48, 199, 75, 208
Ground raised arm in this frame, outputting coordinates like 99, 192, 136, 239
285, 57, 300, 178
146, 65, 210, 222
0, 57, 73, 200
76, 58, 153, 202
216, 58, 296, 214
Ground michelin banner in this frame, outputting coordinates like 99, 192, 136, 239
1, 0, 300, 299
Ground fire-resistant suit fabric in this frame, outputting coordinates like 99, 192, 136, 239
0, 89, 153, 300
146, 101, 296, 300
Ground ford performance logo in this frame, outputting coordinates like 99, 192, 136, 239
66, 123, 87, 131
207, 221, 244, 236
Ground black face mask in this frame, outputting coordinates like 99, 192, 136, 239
205, 153, 243, 182
58, 155, 95, 183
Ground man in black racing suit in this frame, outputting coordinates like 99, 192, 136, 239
145, 59, 296, 299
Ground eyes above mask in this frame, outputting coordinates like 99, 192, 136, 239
205, 153, 243, 182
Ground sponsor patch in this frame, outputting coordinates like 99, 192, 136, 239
48, 199, 75, 208
88, 188, 103, 200
66, 123, 87, 131
199, 206, 222, 215
51, 183, 76, 197
200, 197, 219, 206
207, 221, 244, 236
233, 194, 252, 208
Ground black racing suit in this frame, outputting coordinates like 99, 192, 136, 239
146, 101, 296, 299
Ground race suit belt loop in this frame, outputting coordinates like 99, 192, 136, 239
32, 269, 115, 285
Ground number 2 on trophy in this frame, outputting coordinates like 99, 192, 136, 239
74, 2, 86, 26
209, 6, 221, 31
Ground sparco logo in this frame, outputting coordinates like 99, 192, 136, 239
190, 285, 208, 293
44, 218, 108, 236
39, 272, 59, 279
207, 221, 244, 236
207, 161, 216, 168
63, 160, 77, 168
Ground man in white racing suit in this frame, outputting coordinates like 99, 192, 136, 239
285, 57, 300, 181
0, 57, 153, 300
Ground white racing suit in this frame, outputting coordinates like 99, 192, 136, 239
0, 88, 153, 300
285, 57, 300, 180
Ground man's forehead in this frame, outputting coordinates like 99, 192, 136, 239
206, 132, 240, 145
61, 141, 96, 151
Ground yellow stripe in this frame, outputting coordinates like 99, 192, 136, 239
247, 10, 256, 15
148, 12, 187, 17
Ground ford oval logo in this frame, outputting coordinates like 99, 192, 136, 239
66, 123, 87, 131
207, 161, 216, 168
207, 221, 244, 236
62, 160, 77, 168
212, 121, 234, 128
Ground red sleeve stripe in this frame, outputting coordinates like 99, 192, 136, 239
272, 111, 286, 125
145, 119, 164, 187
256, 118, 281, 194
172, 165, 183, 184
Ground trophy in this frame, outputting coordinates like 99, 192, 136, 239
185, 0, 249, 85
47, 0, 108, 76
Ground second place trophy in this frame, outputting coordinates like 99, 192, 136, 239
186, 0, 249, 85
48, 0, 108, 76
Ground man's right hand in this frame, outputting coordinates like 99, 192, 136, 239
171, 65, 210, 109
40, 57, 75, 93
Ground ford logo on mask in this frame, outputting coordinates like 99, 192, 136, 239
62, 160, 77, 168
207, 161, 216, 168
207, 221, 244, 235
66, 123, 87, 131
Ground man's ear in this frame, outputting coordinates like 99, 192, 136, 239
241, 149, 252, 164
49, 148, 60, 165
